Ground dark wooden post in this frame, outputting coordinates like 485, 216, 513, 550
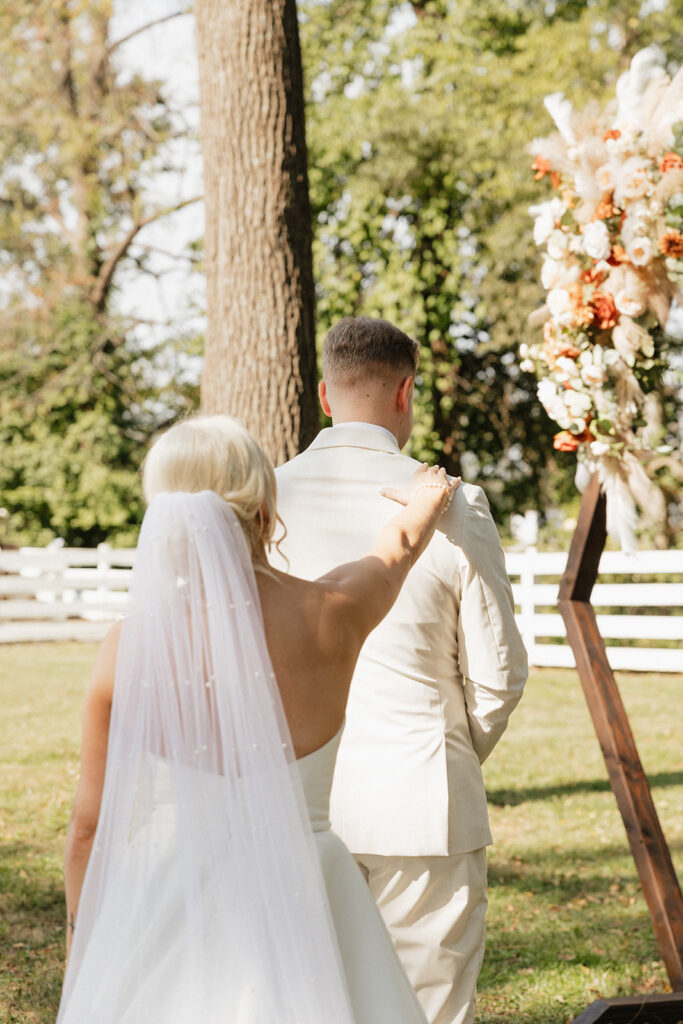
559, 474, 683, 1022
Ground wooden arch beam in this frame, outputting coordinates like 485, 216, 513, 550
558, 473, 683, 1013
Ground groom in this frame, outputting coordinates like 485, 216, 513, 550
274, 316, 528, 1024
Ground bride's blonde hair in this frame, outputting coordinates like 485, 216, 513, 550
143, 415, 279, 561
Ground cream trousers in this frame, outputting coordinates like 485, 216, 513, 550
357, 849, 488, 1024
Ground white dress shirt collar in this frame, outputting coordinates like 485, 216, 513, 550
330, 421, 398, 446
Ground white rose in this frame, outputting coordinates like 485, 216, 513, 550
537, 379, 571, 427
555, 355, 581, 379
581, 362, 608, 386
596, 164, 615, 192
614, 289, 646, 317
582, 220, 611, 261
590, 440, 611, 456
542, 258, 580, 290
537, 379, 557, 406
520, 359, 535, 373
529, 199, 565, 246
564, 389, 593, 418
548, 232, 571, 260
519, 343, 530, 358
547, 288, 573, 322
541, 259, 562, 290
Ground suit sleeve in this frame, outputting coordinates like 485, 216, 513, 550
455, 486, 528, 763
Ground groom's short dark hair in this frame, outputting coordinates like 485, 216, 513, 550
322, 317, 419, 381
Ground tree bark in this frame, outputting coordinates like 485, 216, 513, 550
195, 0, 318, 465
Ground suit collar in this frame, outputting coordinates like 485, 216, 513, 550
307, 426, 402, 455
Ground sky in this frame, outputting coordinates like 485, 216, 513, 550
109, 2, 204, 354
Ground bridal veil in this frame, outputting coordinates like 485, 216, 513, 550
57, 491, 355, 1023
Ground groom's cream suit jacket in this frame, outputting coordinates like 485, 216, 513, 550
275, 425, 528, 857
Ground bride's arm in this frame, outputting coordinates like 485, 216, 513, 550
63, 623, 117, 959
319, 465, 459, 641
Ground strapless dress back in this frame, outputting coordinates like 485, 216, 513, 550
296, 728, 426, 1023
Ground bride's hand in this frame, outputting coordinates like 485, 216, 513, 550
380, 464, 460, 510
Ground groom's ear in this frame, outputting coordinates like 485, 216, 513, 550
396, 375, 414, 414
318, 380, 332, 417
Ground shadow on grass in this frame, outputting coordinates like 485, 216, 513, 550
486, 770, 683, 807
0, 840, 65, 1023
483, 840, 681, 992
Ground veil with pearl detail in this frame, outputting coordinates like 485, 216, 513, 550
57, 490, 355, 1024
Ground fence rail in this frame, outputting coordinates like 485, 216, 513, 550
1, 543, 682, 672
505, 548, 683, 673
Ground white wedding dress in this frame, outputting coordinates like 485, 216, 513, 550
297, 727, 426, 1022
56, 491, 426, 1024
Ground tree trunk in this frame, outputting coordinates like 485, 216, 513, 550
195, 0, 318, 465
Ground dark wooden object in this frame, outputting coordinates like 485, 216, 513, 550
570, 992, 683, 1023
558, 474, 683, 994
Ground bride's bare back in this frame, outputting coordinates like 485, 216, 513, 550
256, 465, 459, 757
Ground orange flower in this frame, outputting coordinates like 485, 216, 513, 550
568, 283, 594, 327
595, 193, 618, 220
603, 129, 621, 142
659, 152, 683, 174
553, 429, 595, 452
581, 266, 606, 285
542, 319, 582, 365
553, 431, 579, 452
658, 229, 683, 259
531, 156, 552, 180
607, 245, 630, 266
590, 291, 619, 330
550, 170, 562, 190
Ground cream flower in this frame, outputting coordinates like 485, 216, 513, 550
541, 258, 580, 290
548, 290, 578, 327
622, 169, 650, 200
621, 202, 652, 248
612, 317, 651, 365
627, 236, 654, 266
582, 220, 611, 260
590, 440, 611, 456
614, 156, 652, 206
596, 164, 615, 192
520, 358, 536, 373
614, 289, 647, 317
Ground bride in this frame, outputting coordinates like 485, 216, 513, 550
57, 414, 458, 1024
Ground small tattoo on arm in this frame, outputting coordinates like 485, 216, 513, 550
69, 913, 75, 935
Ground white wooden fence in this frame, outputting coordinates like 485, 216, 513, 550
505, 548, 683, 673
1, 543, 682, 672
0, 542, 133, 644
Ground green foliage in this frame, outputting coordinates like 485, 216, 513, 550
0, 1, 199, 546
300, 0, 683, 521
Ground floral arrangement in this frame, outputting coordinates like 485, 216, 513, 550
523, 47, 683, 549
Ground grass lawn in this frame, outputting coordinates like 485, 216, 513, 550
0, 645, 681, 1023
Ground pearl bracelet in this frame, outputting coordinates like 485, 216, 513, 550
411, 481, 453, 510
